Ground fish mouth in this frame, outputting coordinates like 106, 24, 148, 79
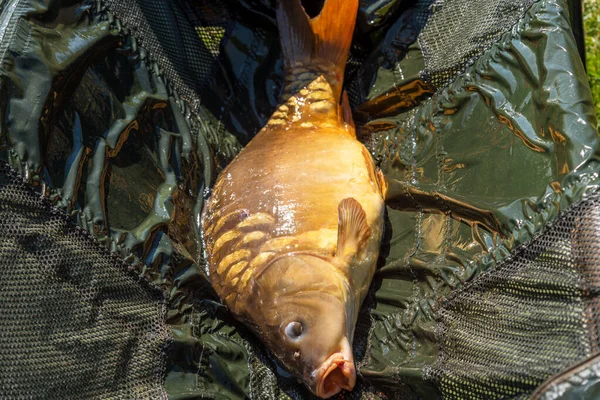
313, 338, 356, 398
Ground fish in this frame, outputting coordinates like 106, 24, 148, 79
201, 0, 386, 398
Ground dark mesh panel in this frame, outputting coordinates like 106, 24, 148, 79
0, 162, 169, 399
419, 0, 535, 88
101, 0, 224, 113
184, 0, 229, 60
573, 204, 600, 353
425, 192, 600, 399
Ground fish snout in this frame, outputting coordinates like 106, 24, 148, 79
313, 338, 356, 398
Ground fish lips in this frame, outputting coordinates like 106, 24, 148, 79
310, 336, 356, 398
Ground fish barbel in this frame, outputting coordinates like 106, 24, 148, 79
201, 0, 385, 397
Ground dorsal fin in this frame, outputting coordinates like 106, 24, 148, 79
341, 90, 355, 130
336, 198, 370, 260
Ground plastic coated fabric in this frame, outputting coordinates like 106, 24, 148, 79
531, 354, 600, 400
0, 0, 598, 399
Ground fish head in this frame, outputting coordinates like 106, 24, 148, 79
249, 253, 356, 398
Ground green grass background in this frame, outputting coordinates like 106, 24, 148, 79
585, 0, 599, 129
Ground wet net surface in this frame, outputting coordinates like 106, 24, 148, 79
0, 0, 598, 399
101, 0, 222, 110
0, 162, 169, 399
419, 0, 535, 88
425, 192, 600, 399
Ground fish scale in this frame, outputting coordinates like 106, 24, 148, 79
201, 0, 385, 397
268, 76, 338, 129
206, 210, 344, 313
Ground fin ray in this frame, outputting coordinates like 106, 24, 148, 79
275, 0, 313, 69
341, 90, 356, 131
276, 0, 359, 102
336, 198, 370, 260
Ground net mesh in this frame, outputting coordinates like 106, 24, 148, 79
424, 192, 600, 399
101, 0, 226, 112
419, 0, 535, 88
0, 162, 169, 399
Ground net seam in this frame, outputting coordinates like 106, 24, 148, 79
397, 0, 588, 295
436, 189, 600, 307
97, 0, 241, 163
0, 160, 171, 399
424, 191, 600, 398
0, 159, 169, 300
419, 0, 538, 91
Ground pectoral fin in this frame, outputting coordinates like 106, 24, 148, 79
336, 198, 370, 260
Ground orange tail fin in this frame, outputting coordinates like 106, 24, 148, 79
276, 0, 358, 103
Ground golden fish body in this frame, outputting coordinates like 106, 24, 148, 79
204, 83, 384, 311
201, 0, 384, 397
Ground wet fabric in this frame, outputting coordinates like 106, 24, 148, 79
531, 354, 600, 400
0, 0, 598, 399
425, 192, 600, 399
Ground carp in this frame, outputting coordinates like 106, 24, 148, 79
201, 0, 385, 397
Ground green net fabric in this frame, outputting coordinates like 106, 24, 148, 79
0, 0, 598, 399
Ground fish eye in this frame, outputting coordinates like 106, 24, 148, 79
285, 321, 303, 339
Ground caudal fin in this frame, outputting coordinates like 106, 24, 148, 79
276, 0, 358, 103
